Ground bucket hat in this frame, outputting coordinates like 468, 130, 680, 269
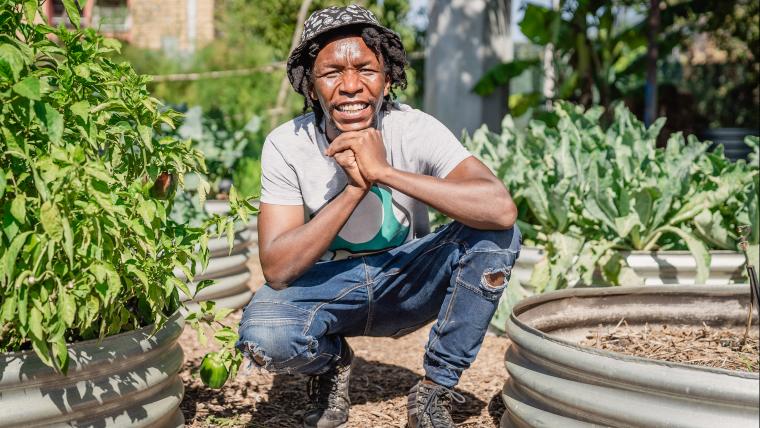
286, 4, 403, 96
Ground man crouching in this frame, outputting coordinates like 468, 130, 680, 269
237, 4, 521, 427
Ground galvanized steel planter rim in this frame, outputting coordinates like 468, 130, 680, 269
521, 244, 743, 257
503, 285, 759, 427
508, 285, 758, 379
0, 311, 185, 427
1, 310, 183, 369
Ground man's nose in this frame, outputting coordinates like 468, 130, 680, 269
339, 70, 362, 95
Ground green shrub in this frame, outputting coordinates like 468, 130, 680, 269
162, 105, 262, 226
233, 157, 262, 200
466, 102, 759, 291
0, 1, 252, 378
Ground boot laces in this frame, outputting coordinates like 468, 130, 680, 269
418, 385, 465, 428
306, 364, 350, 411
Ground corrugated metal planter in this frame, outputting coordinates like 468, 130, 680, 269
701, 128, 758, 162
514, 246, 745, 286
491, 247, 746, 333
623, 250, 746, 285
0, 312, 185, 427
178, 200, 259, 311
501, 285, 759, 428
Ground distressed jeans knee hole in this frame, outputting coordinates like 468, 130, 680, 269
238, 341, 273, 370
484, 271, 505, 287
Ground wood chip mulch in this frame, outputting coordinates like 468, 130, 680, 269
179, 316, 509, 427
580, 320, 760, 373
179, 258, 510, 427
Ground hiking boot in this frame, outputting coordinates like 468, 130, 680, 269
406, 380, 465, 428
303, 338, 353, 428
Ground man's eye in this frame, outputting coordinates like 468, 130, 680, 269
323, 71, 340, 78
360, 69, 376, 75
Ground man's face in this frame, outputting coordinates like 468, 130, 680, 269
310, 35, 390, 137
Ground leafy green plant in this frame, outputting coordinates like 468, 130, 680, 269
164, 106, 262, 226
233, 157, 262, 200
465, 102, 759, 291
0, 0, 253, 382
475, 0, 759, 130
475, 1, 651, 114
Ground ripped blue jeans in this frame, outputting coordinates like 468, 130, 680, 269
236, 221, 521, 388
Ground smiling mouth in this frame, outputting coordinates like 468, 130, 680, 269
334, 102, 370, 113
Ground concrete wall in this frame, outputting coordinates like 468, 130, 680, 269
424, 0, 512, 137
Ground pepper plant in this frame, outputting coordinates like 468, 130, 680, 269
466, 102, 759, 292
0, 0, 253, 382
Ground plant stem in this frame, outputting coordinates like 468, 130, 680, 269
642, 230, 663, 251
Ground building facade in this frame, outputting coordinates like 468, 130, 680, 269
42, 0, 215, 54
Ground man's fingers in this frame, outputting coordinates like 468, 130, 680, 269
325, 139, 354, 156
325, 131, 365, 156
333, 150, 357, 168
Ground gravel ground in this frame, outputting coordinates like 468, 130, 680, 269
178, 258, 509, 427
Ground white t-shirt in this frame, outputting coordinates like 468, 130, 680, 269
260, 103, 472, 260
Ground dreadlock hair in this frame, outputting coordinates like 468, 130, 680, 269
288, 24, 409, 128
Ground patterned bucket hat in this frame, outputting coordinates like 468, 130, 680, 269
286, 4, 402, 96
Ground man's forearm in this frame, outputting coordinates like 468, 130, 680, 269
261, 186, 367, 288
376, 167, 516, 230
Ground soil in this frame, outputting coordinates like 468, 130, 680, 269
179, 258, 509, 427
581, 321, 760, 372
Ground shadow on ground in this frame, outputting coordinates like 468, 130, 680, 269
182, 356, 488, 427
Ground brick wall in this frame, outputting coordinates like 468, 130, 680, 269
129, 0, 214, 52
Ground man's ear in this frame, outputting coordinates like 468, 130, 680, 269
384, 77, 391, 97
309, 86, 317, 101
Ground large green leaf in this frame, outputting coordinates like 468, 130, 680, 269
33, 103, 63, 144
40, 201, 63, 241
473, 60, 540, 96
519, 4, 558, 46
614, 212, 641, 239
12, 76, 41, 100
659, 226, 711, 284
693, 210, 734, 250
62, 0, 81, 28
0, 44, 26, 80
10, 195, 26, 223
508, 92, 542, 117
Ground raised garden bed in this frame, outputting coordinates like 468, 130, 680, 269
177, 200, 259, 311
501, 285, 759, 428
514, 246, 746, 286
0, 313, 185, 427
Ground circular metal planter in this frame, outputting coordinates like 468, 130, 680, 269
501, 285, 759, 428
701, 128, 758, 162
491, 247, 746, 333
515, 246, 746, 286
0, 312, 185, 427
623, 250, 746, 285
178, 200, 260, 310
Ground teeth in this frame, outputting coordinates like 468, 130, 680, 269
337, 103, 368, 112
